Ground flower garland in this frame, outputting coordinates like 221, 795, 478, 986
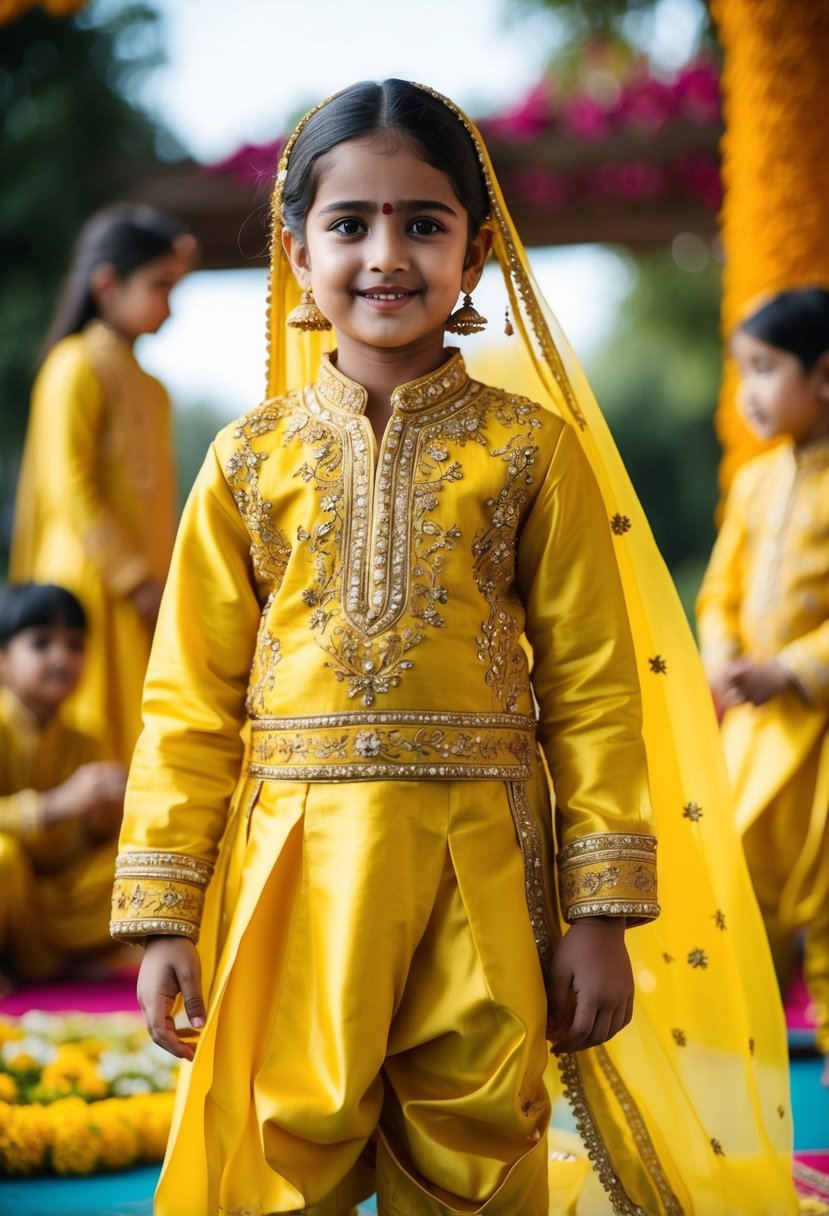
0, 1010, 177, 1176
0, 0, 85, 23
711, 0, 829, 492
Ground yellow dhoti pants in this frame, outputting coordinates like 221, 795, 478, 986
156, 777, 553, 1216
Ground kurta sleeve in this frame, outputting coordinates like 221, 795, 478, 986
110, 441, 262, 941
778, 624, 829, 706
518, 422, 658, 925
0, 790, 45, 837
695, 468, 752, 673
34, 341, 150, 597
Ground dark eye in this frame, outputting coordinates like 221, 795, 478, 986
331, 218, 365, 236
408, 218, 443, 236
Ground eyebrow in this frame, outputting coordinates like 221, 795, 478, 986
317, 199, 459, 217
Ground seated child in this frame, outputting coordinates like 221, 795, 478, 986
0, 582, 126, 986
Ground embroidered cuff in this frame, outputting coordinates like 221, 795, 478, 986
558, 833, 659, 925
778, 643, 829, 707
110, 851, 213, 942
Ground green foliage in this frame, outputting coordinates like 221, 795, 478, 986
173, 402, 231, 513
0, 1, 170, 567
512, 0, 710, 36
588, 249, 723, 621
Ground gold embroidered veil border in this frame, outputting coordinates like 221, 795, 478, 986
263, 85, 798, 1216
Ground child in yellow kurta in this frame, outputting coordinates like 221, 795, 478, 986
11, 204, 197, 765
0, 583, 126, 984
111, 83, 798, 1215
697, 287, 829, 1085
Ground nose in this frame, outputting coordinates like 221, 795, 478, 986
367, 222, 410, 274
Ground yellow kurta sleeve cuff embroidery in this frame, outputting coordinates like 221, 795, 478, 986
0, 788, 45, 837
558, 832, 659, 923
110, 851, 213, 940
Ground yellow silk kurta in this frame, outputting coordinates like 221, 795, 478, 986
697, 436, 829, 1052
112, 352, 796, 1216
11, 320, 177, 765
0, 686, 119, 978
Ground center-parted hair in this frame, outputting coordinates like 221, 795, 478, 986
739, 288, 829, 371
281, 80, 489, 243
0, 583, 87, 648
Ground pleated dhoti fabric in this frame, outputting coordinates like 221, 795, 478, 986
155, 776, 553, 1216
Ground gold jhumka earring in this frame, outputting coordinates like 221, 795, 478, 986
286, 289, 332, 331
445, 293, 488, 335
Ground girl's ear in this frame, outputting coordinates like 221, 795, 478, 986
815, 351, 829, 404
461, 227, 493, 294
89, 263, 119, 308
282, 229, 311, 288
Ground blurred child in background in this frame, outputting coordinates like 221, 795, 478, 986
697, 286, 829, 1084
0, 583, 126, 988
11, 203, 197, 764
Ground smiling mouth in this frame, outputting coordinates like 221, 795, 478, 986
357, 289, 417, 301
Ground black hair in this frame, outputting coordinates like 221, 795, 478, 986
281, 80, 489, 244
739, 288, 829, 372
0, 584, 87, 648
40, 203, 193, 361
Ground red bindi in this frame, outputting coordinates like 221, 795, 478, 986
381, 202, 394, 215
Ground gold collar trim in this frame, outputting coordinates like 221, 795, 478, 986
793, 433, 829, 470
314, 348, 469, 416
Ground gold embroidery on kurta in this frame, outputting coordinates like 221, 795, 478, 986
473, 398, 542, 712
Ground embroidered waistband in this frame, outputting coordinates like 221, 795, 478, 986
248, 710, 536, 781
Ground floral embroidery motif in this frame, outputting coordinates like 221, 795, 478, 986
610, 513, 632, 535
225, 404, 293, 596
711, 1139, 725, 1157
687, 948, 709, 969
472, 397, 542, 711
712, 909, 727, 930
246, 595, 282, 715
648, 654, 668, 674
663, 952, 675, 964
748, 1038, 755, 1055
683, 801, 703, 821
777, 1105, 785, 1119
671, 1029, 687, 1047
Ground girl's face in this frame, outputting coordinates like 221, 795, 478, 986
283, 134, 490, 375
731, 329, 829, 444
92, 250, 191, 342
0, 623, 85, 723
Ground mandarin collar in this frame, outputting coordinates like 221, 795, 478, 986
82, 318, 138, 363
793, 433, 829, 471
0, 685, 46, 742
314, 349, 469, 416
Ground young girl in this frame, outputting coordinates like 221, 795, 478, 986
697, 287, 829, 1086
0, 583, 126, 986
11, 204, 197, 765
112, 82, 798, 1215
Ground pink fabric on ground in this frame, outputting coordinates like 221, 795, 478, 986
0, 972, 139, 1016
786, 969, 818, 1033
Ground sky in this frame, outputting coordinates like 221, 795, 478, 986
126, 0, 700, 416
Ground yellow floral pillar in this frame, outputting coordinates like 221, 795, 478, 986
0, 0, 85, 23
711, 0, 829, 493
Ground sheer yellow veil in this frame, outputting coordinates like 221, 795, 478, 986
264, 84, 799, 1215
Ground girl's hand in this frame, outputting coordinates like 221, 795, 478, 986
137, 936, 205, 1060
130, 578, 164, 633
727, 656, 792, 706
42, 761, 126, 825
548, 917, 633, 1055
